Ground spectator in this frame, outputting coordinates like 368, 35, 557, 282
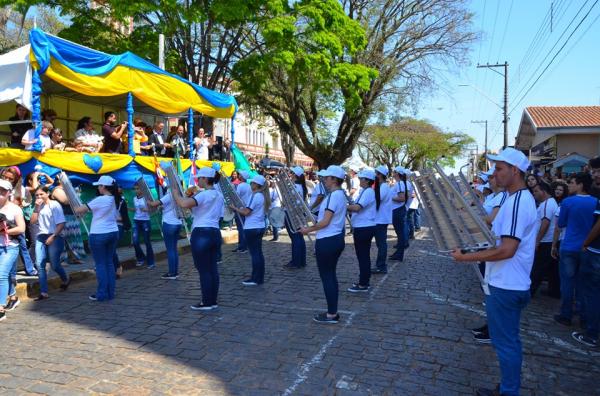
21, 121, 52, 153
193, 128, 213, 161
41, 109, 57, 128
554, 173, 598, 327
530, 181, 558, 297
132, 120, 150, 156
589, 156, 600, 198
552, 181, 568, 204
170, 125, 188, 158
49, 128, 66, 150
75, 117, 103, 152
230, 170, 241, 186
148, 121, 170, 157
223, 139, 232, 162
526, 173, 539, 194
8, 104, 32, 149
101, 112, 127, 154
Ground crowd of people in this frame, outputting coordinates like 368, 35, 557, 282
6, 104, 232, 160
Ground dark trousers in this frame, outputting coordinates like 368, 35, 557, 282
581, 251, 600, 339
89, 231, 119, 301
112, 225, 124, 270
374, 224, 388, 271
245, 228, 266, 284
353, 226, 376, 287
284, 214, 306, 267
391, 206, 408, 260
530, 242, 556, 297
234, 215, 247, 250
191, 227, 221, 306
316, 233, 345, 314
133, 220, 154, 266
407, 208, 420, 237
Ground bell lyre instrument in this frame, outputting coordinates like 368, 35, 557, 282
217, 170, 245, 225
274, 168, 315, 233
134, 177, 158, 214
57, 172, 90, 236
162, 163, 191, 241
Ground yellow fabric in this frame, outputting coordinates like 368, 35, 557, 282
133, 156, 234, 176
34, 58, 236, 118
0, 149, 34, 166
39, 150, 133, 174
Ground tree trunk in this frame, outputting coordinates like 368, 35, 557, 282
281, 132, 295, 166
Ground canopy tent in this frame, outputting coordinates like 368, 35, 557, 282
0, 45, 32, 109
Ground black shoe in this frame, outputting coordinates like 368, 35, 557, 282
34, 294, 50, 301
347, 285, 369, 293
237, 249, 248, 253
554, 314, 572, 327
571, 331, 598, 347
388, 256, 403, 261
190, 303, 214, 311
471, 324, 488, 336
88, 295, 97, 301
0, 311, 5, 322
474, 331, 491, 344
161, 273, 178, 280
59, 277, 72, 291
313, 312, 340, 324
231, 248, 241, 253
371, 268, 387, 274
5, 298, 20, 311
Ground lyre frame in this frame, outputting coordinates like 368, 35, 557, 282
135, 177, 158, 214
57, 172, 90, 236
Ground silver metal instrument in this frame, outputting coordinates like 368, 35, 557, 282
217, 170, 245, 224
57, 171, 89, 236
134, 177, 158, 214
413, 163, 496, 294
162, 163, 192, 241
274, 168, 315, 232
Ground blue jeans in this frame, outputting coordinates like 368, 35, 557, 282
112, 225, 124, 270
407, 208, 420, 237
191, 227, 221, 306
559, 250, 584, 320
391, 206, 408, 259
89, 232, 119, 301
163, 222, 182, 275
374, 224, 389, 271
486, 285, 530, 396
353, 226, 375, 286
0, 245, 19, 308
234, 215, 247, 250
133, 219, 154, 266
284, 214, 306, 267
36, 234, 67, 294
316, 233, 345, 314
245, 228, 266, 284
18, 233, 36, 274
581, 251, 600, 339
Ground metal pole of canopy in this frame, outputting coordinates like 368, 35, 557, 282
127, 92, 135, 156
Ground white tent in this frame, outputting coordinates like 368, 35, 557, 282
0, 45, 32, 110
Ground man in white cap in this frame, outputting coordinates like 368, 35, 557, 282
232, 170, 252, 253
451, 147, 537, 396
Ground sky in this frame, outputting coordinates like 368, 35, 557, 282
417, 0, 600, 170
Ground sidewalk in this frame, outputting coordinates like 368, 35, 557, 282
14, 229, 238, 299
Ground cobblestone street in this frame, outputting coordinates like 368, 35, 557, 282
1, 227, 599, 395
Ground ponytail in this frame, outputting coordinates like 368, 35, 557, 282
296, 174, 308, 200
374, 178, 381, 210
104, 182, 121, 209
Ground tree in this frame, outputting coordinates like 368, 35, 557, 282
357, 117, 474, 171
234, 0, 477, 167
0, 5, 64, 53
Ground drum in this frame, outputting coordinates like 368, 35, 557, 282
268, 207, 285, 228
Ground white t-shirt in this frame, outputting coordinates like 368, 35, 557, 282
294, 183, 306, 203
243, 192, 266, 230
486, 189, 537, 291
37, 200, 65, 235
194, 137, 210, 160
191, 189, 223, 229
349, 176, 360, 201
87, 195, 119, 234
22, 129, 51, 151
0, 202, 22, 247
554, 207, 564, 241
213, 183, 225, 218
160, 193, 182, 225
483, 191, 507, 216
405, 181, 415, 209
316, 189, 348, 239
270, 188, 281, 208
133, 196, 150, 221
351, 187, 376, 228
408, 181, 419, 210
537, 197, 558, 243
391, 181, 407, 210
309, 183, 326, 213
375, 183, 393, 225
236, 182, 252, 206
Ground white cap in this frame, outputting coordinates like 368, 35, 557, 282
394, 166, 406, 174
239, 170, 250, 180
375, 165, 388, 176
487, 148, 530, 172
358, 169, 376, 180
197, 167, 216, 178
349, 165, 360, 173
321, 165, 346, 179
251, 175, 266, 186
93, 175, 116, 186
0, 179, 13, 191
291, 166, 304, 177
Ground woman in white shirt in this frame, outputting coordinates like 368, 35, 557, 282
75, 175, 120, 301
300, 165, 348, 324
390, 166, 408, 261
172, 167, 224, 311
30, 186, 69, 300
346, 170, 377, 292
284, 166, 308, 269
148, 186, 183, 279
268, 180, 281, 241
131, 184, 155, 268
0, 179, 26, 322
231, 175, 270, 286
373, 166, 392, 274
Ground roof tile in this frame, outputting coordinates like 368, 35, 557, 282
526, 106, 600, 128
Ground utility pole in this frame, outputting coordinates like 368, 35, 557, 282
471, 120, 488, 170
477, 62, 509, 149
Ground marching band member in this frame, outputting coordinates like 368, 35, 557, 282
232, 170, 252, 253
269, 180, 281, 241
372, 166, 392, 274
389, 166, 408, 261
347, 169, 377, 292
75, 176, 120, 301
0, 179, 26, 322
300, 165, 347, 324
131, 183, 155, 269
309, 175, 326, 218
148, 186, 183, 280
172, 167, 223, 311
231, 175, 270, 286
285, 166, 308, 269
30, 186, 69, 300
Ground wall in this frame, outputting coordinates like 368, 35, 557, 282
556, 133, 600, 158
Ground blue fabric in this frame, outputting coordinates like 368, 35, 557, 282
126, 92, 135, 156
29, 29, 237, 114
188, 108, 194, 160
558, 195, 598, 252
30, 68, 43, 152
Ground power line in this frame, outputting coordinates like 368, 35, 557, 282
510, 0, 600, 114
496, 0, 514, 62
